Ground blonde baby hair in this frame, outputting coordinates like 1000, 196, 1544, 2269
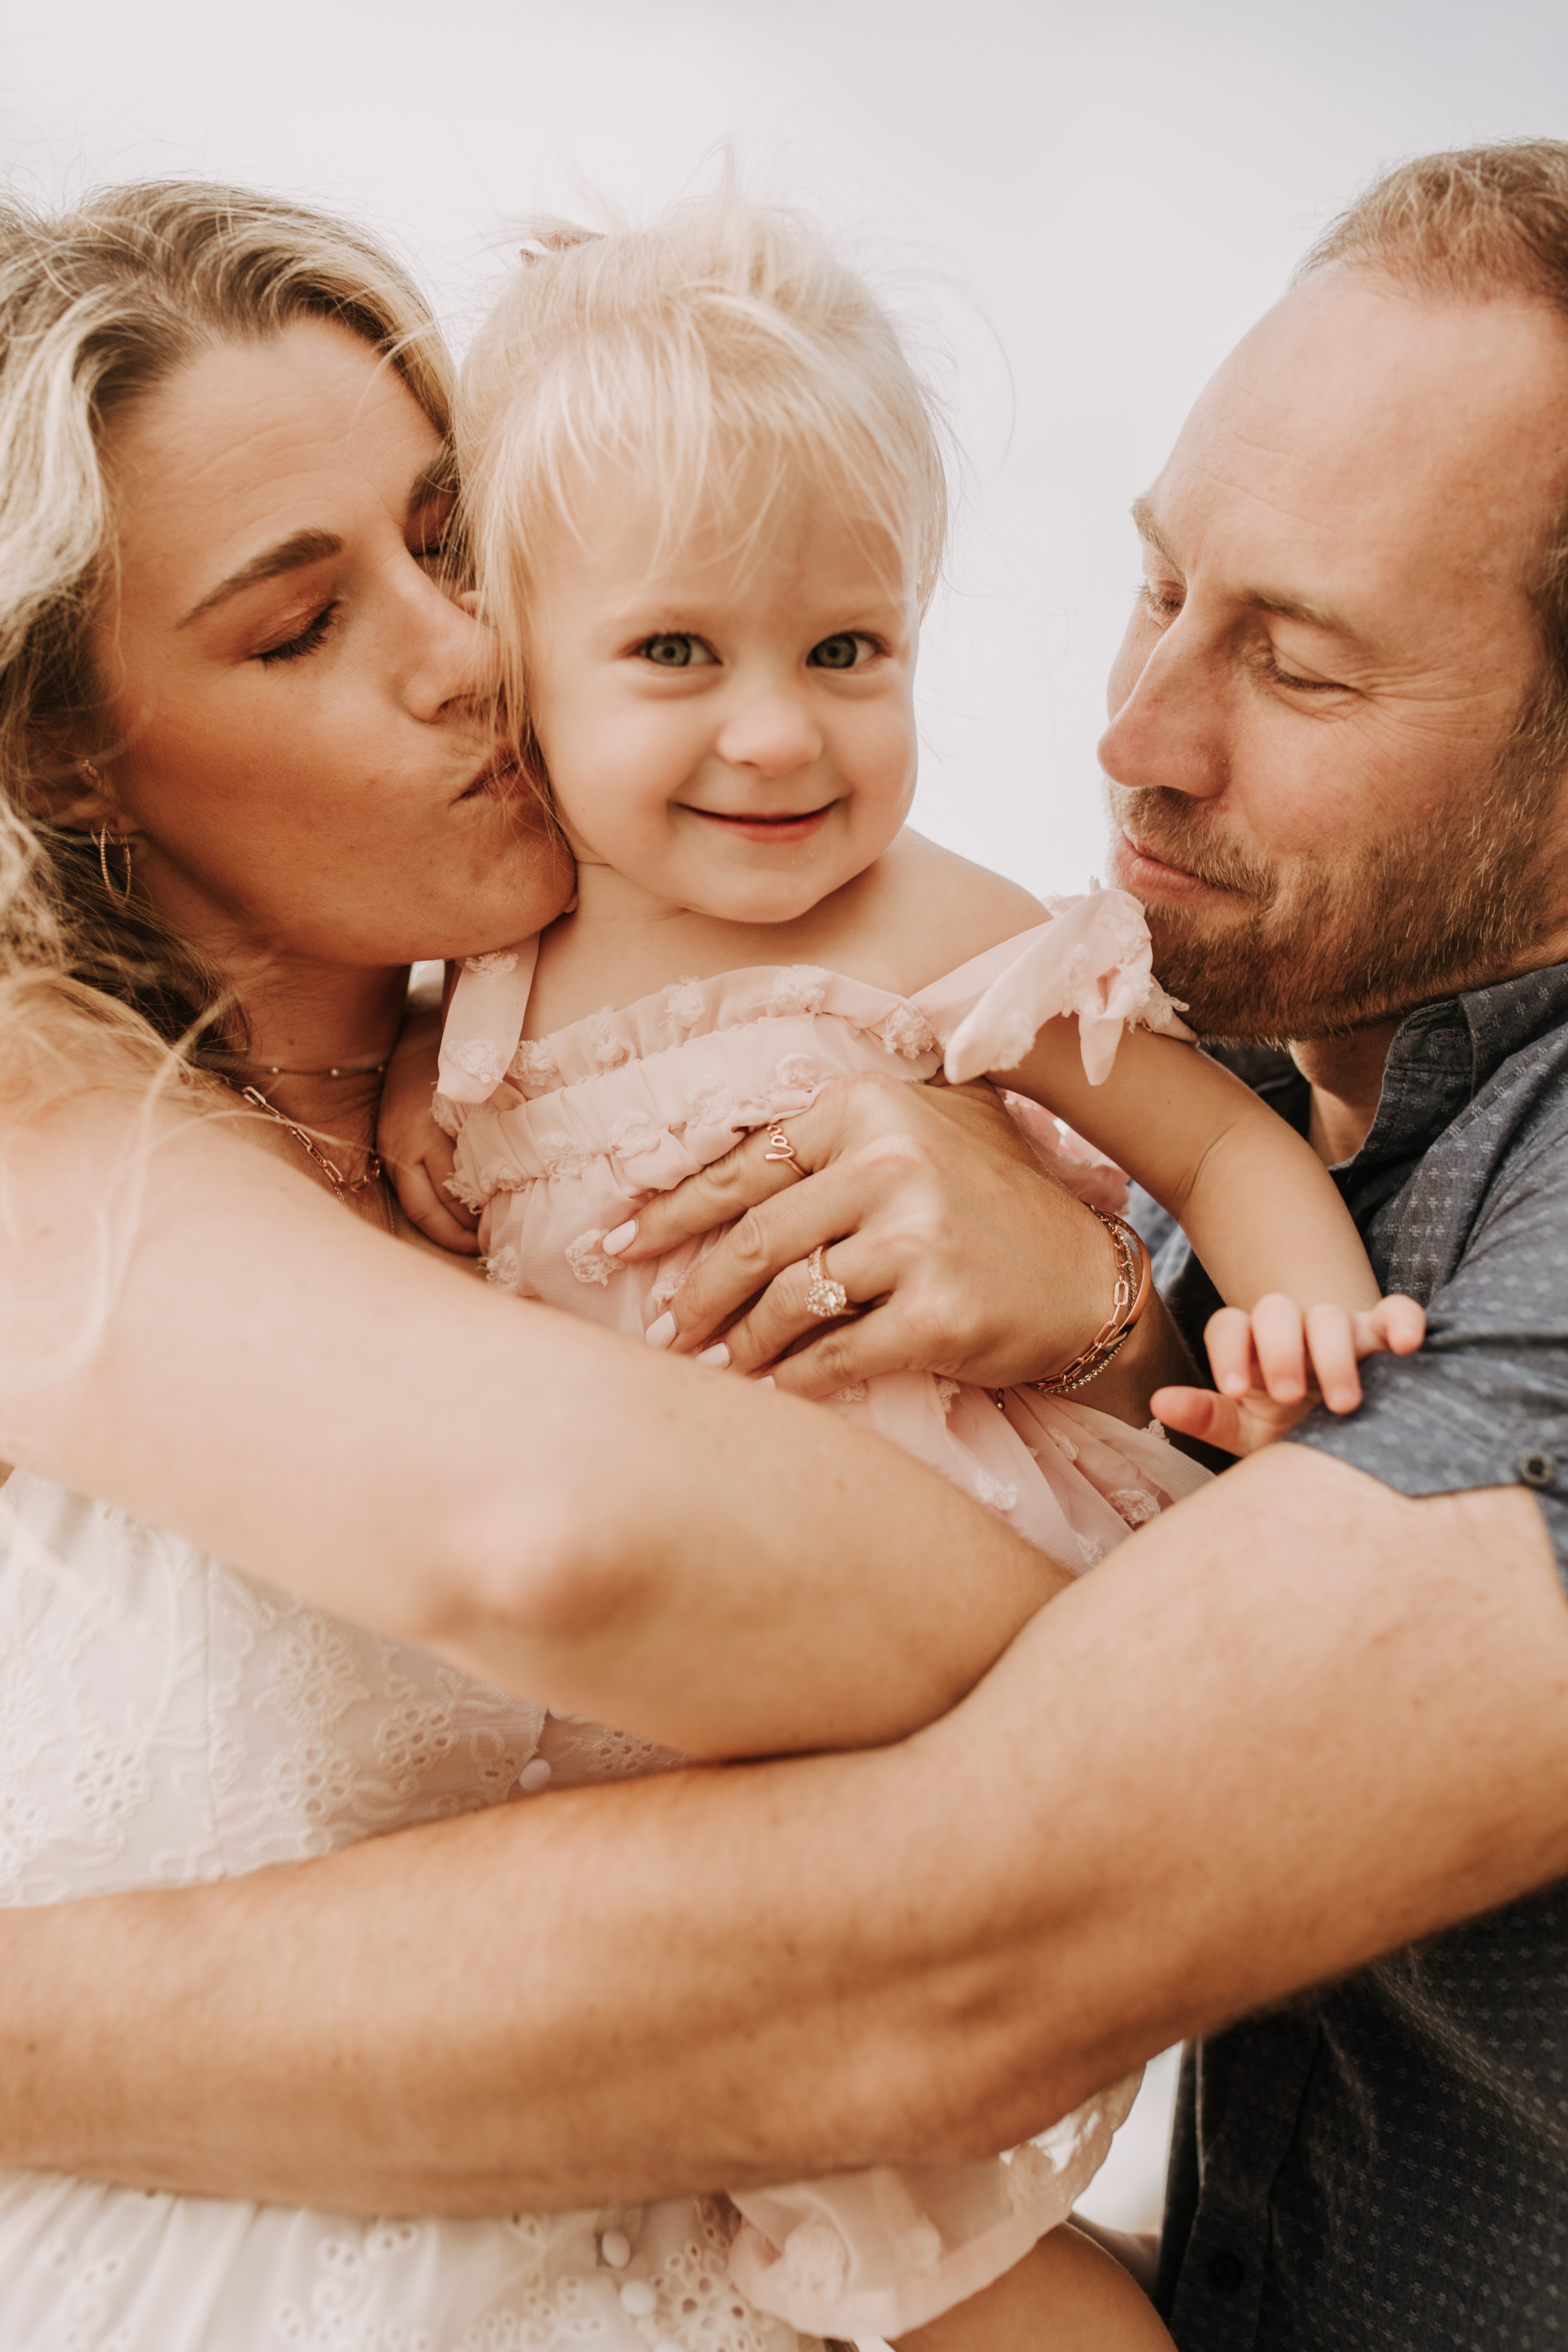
457, 182, 950, 769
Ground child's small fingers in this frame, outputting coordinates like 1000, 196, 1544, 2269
1151, 1384, 1246, 1454
1303, 1302, 1363, 1414
395, 1165, 483, 1255
1203, 1307, 1260, 1398
1249, 1293, 1310, 1403
1376, 1294, 1428, 1355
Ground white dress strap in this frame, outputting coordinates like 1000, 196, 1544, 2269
436, 938, 541, 1105
929, 887, 1192, 1089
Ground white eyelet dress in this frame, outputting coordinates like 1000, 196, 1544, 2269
0, 891, 1207, 2349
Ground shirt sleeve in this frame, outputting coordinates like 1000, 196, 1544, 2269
1288, 1113, 1568, 1577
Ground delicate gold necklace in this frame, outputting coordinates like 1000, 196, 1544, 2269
235, 1058, 389, 1080
238, 1084, 385, 1206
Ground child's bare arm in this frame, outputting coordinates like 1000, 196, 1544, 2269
379, 994, 480, 1254
1000, 1020, 1381, 1315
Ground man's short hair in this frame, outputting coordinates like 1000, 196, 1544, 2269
1302, 141, 1568, 724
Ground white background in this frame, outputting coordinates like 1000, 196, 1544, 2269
6, 0, 1568, 2242
7, 0, 1568, 899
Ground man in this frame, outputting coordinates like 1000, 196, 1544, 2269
7, 139, 1568, 2351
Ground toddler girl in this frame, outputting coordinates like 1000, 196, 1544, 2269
382, 192, 1418, 2352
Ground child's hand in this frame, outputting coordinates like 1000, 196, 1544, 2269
378, 1004, 481, 1255
1152, 1291, 1426, 1457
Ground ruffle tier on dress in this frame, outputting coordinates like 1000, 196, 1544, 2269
431, 889, 1210, 2341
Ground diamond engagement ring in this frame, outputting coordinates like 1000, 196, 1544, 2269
805, 1243, 850, 1319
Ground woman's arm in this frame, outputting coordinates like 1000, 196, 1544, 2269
6, 1452, 1568, 2212
2, 1087, 1066, 1758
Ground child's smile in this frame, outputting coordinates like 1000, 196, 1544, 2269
522, 465, 921, 928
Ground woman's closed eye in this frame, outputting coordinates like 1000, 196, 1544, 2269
637, 633, 718, 669
255, 602, 341, 666
807, 631, 877, 670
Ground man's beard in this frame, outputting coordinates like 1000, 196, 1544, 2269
1106, 706, 1567, 1044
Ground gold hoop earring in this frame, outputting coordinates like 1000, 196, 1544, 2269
81, 758, 103, 787
94, 826, 134, 910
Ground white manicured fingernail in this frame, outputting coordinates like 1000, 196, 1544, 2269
756, 1375, 775, 1388
644, 1312, 677, 1348
602, 1219, 637, 1256
694, 1342, 730, 1369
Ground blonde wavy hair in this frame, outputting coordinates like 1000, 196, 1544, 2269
457, 186, 950, 781
0, 179, 452, 1102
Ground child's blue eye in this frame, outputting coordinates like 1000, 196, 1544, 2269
639, 633, 714, 668
808, 633, 872, 670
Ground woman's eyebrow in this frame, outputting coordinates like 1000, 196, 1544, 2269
178, 528, 342, 628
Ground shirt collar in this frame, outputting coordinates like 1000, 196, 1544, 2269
1345, 958, 1568, 1174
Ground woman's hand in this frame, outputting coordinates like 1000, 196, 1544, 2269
604, 1072, 1141, 1401
378, 1002, 481, 1254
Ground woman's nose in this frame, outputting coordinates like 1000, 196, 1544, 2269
715, 681, 824, 776
1098, 610, 1229, 802
403, 578, 502, 721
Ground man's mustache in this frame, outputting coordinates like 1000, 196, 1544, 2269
1106, 785, 1278, 907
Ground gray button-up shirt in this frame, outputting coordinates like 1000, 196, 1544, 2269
1131, 959, 1568, 2351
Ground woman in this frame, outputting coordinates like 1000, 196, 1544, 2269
0, 181, 1191, 2339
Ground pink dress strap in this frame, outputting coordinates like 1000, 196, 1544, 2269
437, 940, 541, 1104
925, 887, 1192, 1088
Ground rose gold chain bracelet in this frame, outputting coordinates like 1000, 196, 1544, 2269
1029, 1207, 1153, 1397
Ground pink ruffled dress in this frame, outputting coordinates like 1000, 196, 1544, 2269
435, 886, 1210, 2345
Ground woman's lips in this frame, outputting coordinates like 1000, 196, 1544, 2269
458, 753, 522, 804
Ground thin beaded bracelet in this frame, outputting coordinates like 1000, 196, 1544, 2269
1030, 1207, 1153, 1397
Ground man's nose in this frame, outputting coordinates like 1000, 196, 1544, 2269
1098, 612, 1229, 802
715, 680, 824, 776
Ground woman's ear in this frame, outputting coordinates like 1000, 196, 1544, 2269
21, 729, 135, 837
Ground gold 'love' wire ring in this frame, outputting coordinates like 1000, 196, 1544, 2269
763, 1122, 805, 1176
804, 1243, 850, 1320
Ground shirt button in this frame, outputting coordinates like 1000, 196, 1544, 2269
1206, 2248, 1246, 2293
619, 2279, 658, 2317
1518, 1451, 1558, 1491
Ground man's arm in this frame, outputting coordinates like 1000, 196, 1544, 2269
4, 1445, 1563, 2210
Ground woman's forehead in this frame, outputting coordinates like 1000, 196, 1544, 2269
104, 318, 441, 598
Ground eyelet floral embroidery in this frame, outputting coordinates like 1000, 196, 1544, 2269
483, 1244, 522, 1289
447, 1038, 509, 1088
586, 1007, 632, 1071
564, 1228, 623, 1287
665, 975, 707, 1036
765, 967, 829, 1017
873, 1005, 938, 1061
508, 1036, 562, 1092
464, 950, 519, 975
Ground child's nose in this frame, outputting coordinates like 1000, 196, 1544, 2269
716, 684, 824, 776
